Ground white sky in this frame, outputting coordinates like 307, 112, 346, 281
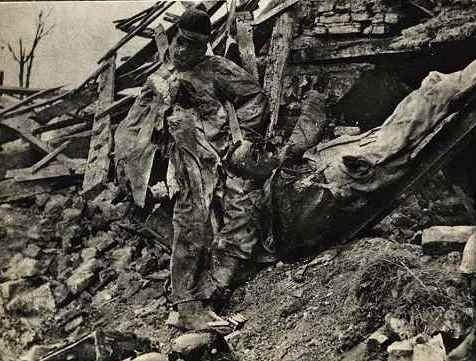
0, 0, 271, 89
0, 1, 159, 88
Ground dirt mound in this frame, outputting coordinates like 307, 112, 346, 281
225, 238, 471, 361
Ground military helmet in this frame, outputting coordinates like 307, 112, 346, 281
177, 7, 211, 43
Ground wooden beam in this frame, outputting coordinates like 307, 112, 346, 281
154, 24, 169, 64
0, 85, 63, 97
1, 116, 72, 166
236, 12, 259, 81
98, 3, 173, 64
253, 0, 299, 25
32, 116, 92, 135
82, 56, 116, 194
32, 86, 99, 125
31, 141, 72, 173
263, 12, 293, 139
0, 86, 64, 117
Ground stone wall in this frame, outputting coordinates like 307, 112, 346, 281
272, 0, 476, 138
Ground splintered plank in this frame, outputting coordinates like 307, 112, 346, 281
263, 12, 294, 139
0, 86, 64, 117
82, 56, 116, 194
1, 116, 71, 166
253, 0, 299, 25
154, 24, 169, 64
32, 86, 99, 125
236, 12, 259, 81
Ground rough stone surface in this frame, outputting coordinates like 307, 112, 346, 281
23, 244, 41, 259
0, 280, 30, 301
111, 247, 133, 270
88, 231, 117, 253
5, 255, 42, 280
413, 334, 446, 361
44, 194, 68, 214
387, 339, 413, 361
6, 283, 56, 316
171, 332, 215, 356
81, 247, 97, 261
385, 315, 412, 340
367, 327, 389, 352
422, 226, 476, 255
132, 352, 168, 361
64, 316, 84, 333
65, 258, 100, 295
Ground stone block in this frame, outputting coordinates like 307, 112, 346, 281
413, 334, 446, 361
6, 283, 56, 316
371, 23, 389, 35
385, 12, 400, 24
132, 353, 168, 361
328, 23, 361, 34
66, 258, 100, 295
319, 13, 351, 24
317, 1, 334, 13
5, 255, 42, 280
171, 332, 216, 357
0, 279, 30, 301
387, 339, 413, 361
111, 247, 133, 270
422, 226, 476, 255
352, 11, 371, 22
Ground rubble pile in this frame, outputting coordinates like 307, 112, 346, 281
1, 194, 474, 361
0, 189, 177, 360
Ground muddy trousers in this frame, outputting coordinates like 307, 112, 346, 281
170, 155, 261, 305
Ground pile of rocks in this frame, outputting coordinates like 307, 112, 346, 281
0, 186, 175, 359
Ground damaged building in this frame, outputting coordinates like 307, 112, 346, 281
1, 0, 476, 360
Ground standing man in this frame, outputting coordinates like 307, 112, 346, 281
114, 7, 269, 330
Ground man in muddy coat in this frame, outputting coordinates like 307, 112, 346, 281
114, 8, 268, 329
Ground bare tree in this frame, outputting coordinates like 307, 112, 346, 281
2, 9, 54, 89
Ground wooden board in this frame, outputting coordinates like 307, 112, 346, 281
82, 56, 116, 194
236, 12, 259, 81
263, 12, 294, 139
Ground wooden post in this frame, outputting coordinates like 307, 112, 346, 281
82, 55, 116, 194
263, 12, 294, 140
154, 24, 168, 64
236, 12, 259, 81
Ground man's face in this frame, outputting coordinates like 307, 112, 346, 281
170, 34, 207, 70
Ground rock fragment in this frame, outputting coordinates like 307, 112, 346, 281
413, 334, 446, 361
5, 254, 42, 280
387, 339, 413, 361
111, 246, 133, 270
66, 258, 101, 295
6, 283, 56, 316
132, 353, 168, 361
422, 226, 476, 255
171, 332, 219, 360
